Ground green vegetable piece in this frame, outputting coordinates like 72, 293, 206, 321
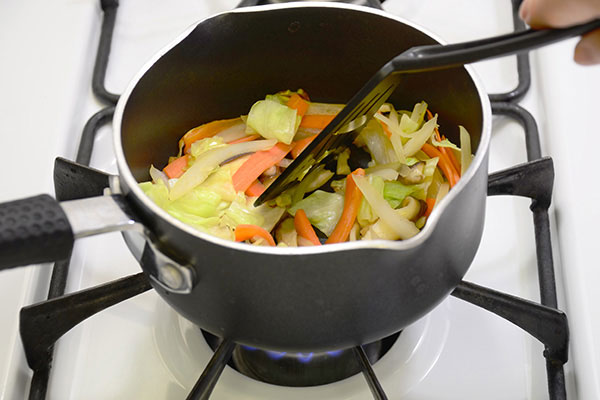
247, 99, 300, 144
383, 181, 420, 209
288, 190, 344, 237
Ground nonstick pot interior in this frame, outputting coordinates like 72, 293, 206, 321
121, 5, 483, 181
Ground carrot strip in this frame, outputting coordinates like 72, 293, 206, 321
245, 179, 266, 197
180, 117, 241, 153
294, 209, 321, 246
299, 114, 336, 130
422, 143, 459, 188
235, 224, 276, 246
326, 169, 366, 244
442, 135, 461, 173
232, 142, 292, 192
163, 154, 189, 179
228, 134, 260, 145
424, 198, 436, 217
291, 134, 318, 159
426, 110, 461, 177
287, 93, 309, 117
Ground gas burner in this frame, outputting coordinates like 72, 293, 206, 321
202, 331, 401, 387
151, 299, 450, 397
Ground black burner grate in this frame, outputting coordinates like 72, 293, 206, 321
21, 1, 569, 399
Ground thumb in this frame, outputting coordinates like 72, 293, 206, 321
574, 29, 600, 65
520, 0, 600, 28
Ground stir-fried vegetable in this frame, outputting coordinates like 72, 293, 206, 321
294, 209, 321, 246
232, 142, 292, 193
139, 89, 474, 246
170, 139, 277, 201
288, 190, 344, 237
326, 169, 365, 244
247, 98, 300, 144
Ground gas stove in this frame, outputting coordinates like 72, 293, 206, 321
1, 0, 599, 399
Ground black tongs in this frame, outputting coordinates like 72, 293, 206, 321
254, 19, 600, 206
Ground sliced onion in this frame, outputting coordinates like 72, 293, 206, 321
215, 119, 246, 142
403, 116, 437, 156
169, 139, 276, 201
459, 126, 472, 176
353, 175, 419, 240
149, 165, 170, 189
434, 182, 450, 211
374, 113, 406, 163
396, 196, 421, 220
367, 168, 398, 181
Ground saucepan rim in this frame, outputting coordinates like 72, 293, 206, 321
112, 1, 492, 255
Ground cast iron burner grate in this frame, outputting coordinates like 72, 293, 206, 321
18, 0, 569, 399
202, 329, 401, 387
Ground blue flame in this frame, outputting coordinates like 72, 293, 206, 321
266, 351, 287, 360
248, 347, 345, 363
296, 352, 314, 363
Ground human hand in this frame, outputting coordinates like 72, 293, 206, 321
519, 0, 600, 65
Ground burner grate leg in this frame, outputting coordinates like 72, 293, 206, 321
93, 0, 120, 104
353, 346, 388, 400
20, 272, 151, 371
186, 339, 235, 400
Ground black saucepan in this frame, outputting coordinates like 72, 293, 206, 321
0, 3, 490, 352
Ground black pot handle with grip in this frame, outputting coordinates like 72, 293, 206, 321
0, 190, 143, 272
0, 195, 75, 271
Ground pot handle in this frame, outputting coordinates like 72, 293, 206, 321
0, 195, 74, 271
0, 194, 142, 271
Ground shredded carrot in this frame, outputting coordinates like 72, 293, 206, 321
180, 117, 241, 154
442, 134, 461, 173
422, 143, 459, 188
299, 114, 336, 130
232, 142, 292, 192
424, 198, 436, 217
294, 209, 321, 246
235, 224, 276, 246
228, 134, 260, 145
163, 154, 189, 179
426, 109, 461, 177
245, 179, 266, 197
325, 169, 366, 244
291, 134, 318, 159
287, 93, 310, 117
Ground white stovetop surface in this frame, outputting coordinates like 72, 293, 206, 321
1, 0, 599, 399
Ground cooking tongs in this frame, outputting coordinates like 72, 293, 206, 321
255, 18, 600, 206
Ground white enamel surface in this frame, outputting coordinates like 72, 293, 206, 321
0, 0, 598, 399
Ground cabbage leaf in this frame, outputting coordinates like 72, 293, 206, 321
247, 98, 300, 144
288, 190, 344, 236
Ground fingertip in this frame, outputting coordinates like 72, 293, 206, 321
519, 0, 532, 23
574, 30, 600, 66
